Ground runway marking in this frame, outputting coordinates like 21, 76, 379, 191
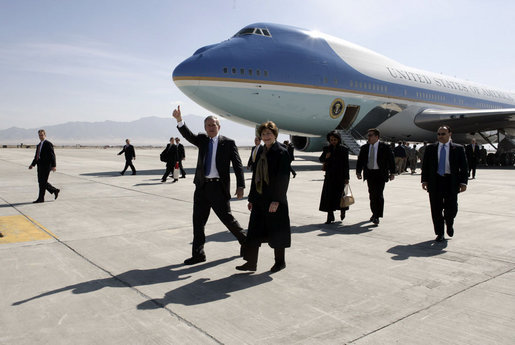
0, 215, 56, 243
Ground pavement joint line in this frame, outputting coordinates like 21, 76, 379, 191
0, 195, 223, 344
346, 266, 515, 344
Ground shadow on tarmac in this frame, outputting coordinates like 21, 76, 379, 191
292, 220, 376, 236
12, 256, 240, 306
137, 271, 272, 308
387, 240, 448, 260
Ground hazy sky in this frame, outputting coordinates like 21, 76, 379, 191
1, 0, 514, 130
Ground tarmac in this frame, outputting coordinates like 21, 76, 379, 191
0, 146, 514, 345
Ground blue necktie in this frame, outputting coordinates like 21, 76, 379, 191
205, 139, 213, 176
438, 144, 446, 176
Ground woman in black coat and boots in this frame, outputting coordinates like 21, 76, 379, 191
237, 121, 291, 273
319, 131, 350, 224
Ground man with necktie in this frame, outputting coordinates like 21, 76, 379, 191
172, 106, 246, 265
422, 126, 468, 242
465, 138, 480, 179
28, 129, 60, 203
175, 137, 186, 178
356, 128, 396, 225
247, 137, 262, 171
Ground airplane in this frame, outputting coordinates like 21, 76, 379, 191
172, 23, 515, 155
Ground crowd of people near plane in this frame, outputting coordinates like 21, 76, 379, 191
25, 106, 488, 272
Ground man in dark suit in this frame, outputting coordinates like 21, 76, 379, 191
175, 137, 186, 178
172, 106, 246, 265
28, 129, 60, 203
283, 140, 297, 178
422, 126, 468, 242
161, 137, 179, 183
247, 137, 262, 171
465, 138, 480, 179
118, 139, 136, 175
356, 128, 395, 225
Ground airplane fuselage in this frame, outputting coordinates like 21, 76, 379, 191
173, 23, 515, 150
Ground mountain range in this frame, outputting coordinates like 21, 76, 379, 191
0, 115, 264, 146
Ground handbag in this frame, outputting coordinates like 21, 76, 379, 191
173, 162, 180, 179
340, 184, 355, 208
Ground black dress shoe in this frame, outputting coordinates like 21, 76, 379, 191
325, 212, 335, 224
173, 179, 178, 183
370, 216, 375, 222
447, 226, 454, 237
270, 261, 286, 273
236, 262, 256, 271
180, 175, 186, 179
54, 189, 60, 200
435, 234, 445, 242
33, 199, 44, 203
372, 217, 379, 225
184, 256, 206, 265
161, 179, 166, 182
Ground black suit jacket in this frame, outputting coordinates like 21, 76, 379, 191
356, 141, 395, 182
178, 123, 245, 199
119, 145, 135, 160
161, 144, 178, 164
421, 141, 468, 194
465, 143, 480, 164
177, 143, 185, 160
247, 145, 261, 168
31, 140, 56, 168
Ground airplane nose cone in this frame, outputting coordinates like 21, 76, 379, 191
172, 56, 200, 96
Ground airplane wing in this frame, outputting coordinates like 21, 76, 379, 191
414, 108, 515, 134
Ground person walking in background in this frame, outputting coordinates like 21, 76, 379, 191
418, 141, 428, 166
393, 142, 406, 174
175, 137, 186, 178
422, 125, 468, 242
161, 137, 179, 183
172, 106, 246, 265
283, 140, 297, 178
407, 143, 418, 174
237, 121, 291, 273
465, 138, 480, 179
247, 137, 262, 171
28, 129, 60, 203
319, 131, 350, 224
118, 139, 136, 175
356, 128, 395, 225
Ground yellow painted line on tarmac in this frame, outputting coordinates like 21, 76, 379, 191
0, 215, 57, 243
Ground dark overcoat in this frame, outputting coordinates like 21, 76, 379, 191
247, 142, 291, 248
319, 144, 350, 212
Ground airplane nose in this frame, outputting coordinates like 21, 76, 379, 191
172, 57, 200, 96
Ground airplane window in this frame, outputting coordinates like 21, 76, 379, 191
223, 67, 228, 74
264, 70, 269, 77
235, 28, 255, 36
240, 68, 245, 75
256, 70, 261, 76
262, 29, 271, 36
232, 68, 236, 74
248, 69, 253, 76
255, 28, 263, 35
350, 81, 354, 87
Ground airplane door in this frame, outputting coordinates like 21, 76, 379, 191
336, 105, 360, 130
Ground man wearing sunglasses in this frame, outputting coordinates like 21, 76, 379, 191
421, 126, 468, 242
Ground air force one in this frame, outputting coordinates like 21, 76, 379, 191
173, 23, 515, 153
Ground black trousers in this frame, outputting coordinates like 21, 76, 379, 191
37, 165, 58, 201
178, 160, 186, 177
162, 162, 175, 180
122, 159, 136, 174
468, 161, 477, 178
191, 181, 245, 257
429, 175, 458, 236
366, 170, 386, 218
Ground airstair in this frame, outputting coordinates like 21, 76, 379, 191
336, 129, 362, 155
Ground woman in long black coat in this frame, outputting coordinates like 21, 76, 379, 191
319, 131, 350, 224
236, 121, 291, 273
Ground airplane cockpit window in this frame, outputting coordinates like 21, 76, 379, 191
233, 27, 272, 37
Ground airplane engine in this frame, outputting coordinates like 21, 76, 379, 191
290, 135, 327, 152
